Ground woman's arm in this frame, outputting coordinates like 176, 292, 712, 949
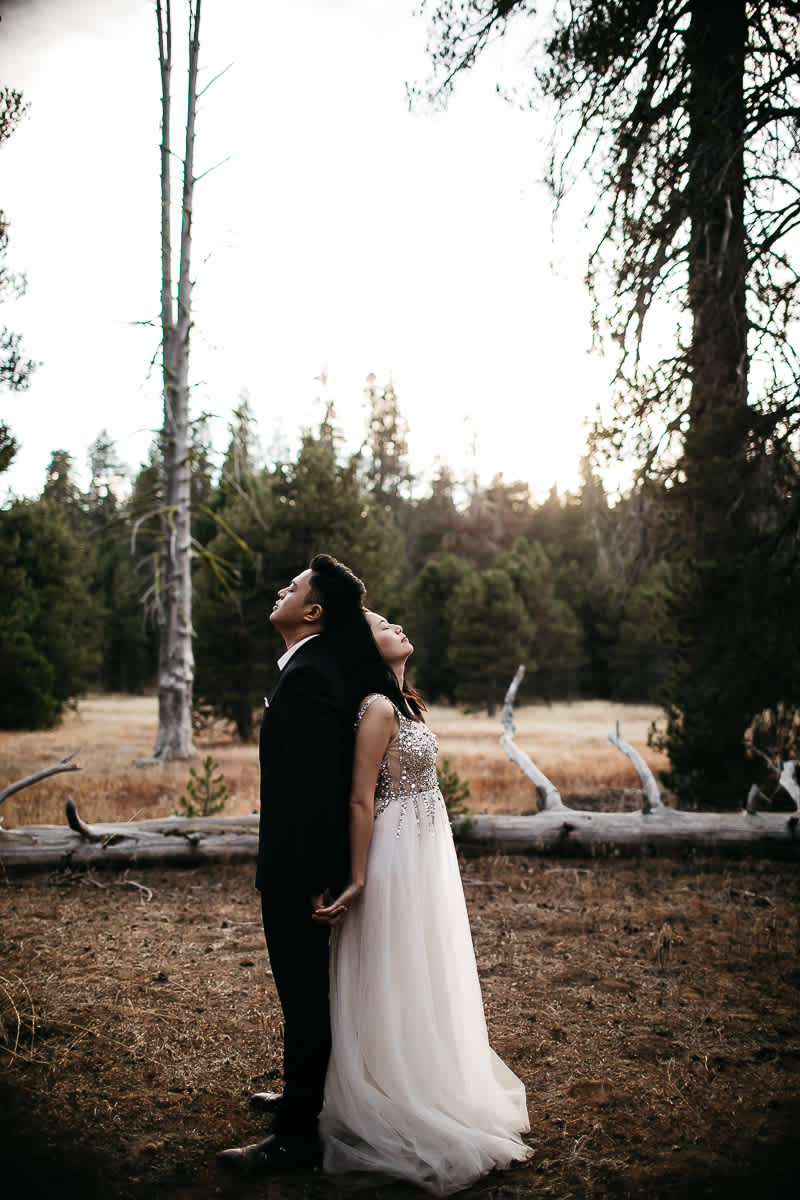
312, 696, 396, 926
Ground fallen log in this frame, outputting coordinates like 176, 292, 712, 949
3, 800, 800, 873
455, 808, 800, 857
0, 809, 260, 873
3, 677, 799, 871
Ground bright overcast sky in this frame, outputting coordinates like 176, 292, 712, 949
0, 0, 613, 503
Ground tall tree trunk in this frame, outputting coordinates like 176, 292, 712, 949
659, 0, 754, 806
153, 0, 200, 760
683, 0, 749, 527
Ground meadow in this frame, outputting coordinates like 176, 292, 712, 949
0, 693, 670, 829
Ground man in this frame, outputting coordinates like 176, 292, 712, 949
218, 553, 366, 1175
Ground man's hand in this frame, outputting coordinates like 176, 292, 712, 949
310, 890, 331, 915
311, 880, 364, 927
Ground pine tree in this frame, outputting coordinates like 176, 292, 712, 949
193, 421, 408, 739
497, 538, 584, 701
0, 500, 100, 728
176, 754, 229, 816
447, 566, 532, 715
0, 421, 17, 474
405, 554, 473, 701
361, 374, 414, 513
84, 433, 158, 694
1, 88, 36, 395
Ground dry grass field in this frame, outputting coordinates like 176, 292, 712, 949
3, 696, 799, 1200
0, 694, 670, 829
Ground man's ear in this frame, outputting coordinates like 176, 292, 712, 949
303, 602, 323, 624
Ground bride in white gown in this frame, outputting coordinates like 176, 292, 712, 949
314, 611, 531, 1195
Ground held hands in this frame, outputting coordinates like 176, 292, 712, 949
311, 880, 364, 927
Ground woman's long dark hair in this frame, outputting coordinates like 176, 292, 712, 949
327, 608, 426, 722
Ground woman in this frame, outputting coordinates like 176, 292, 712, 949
314, 611, 531, 1195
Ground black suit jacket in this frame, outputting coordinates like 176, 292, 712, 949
256, 636, 354, 897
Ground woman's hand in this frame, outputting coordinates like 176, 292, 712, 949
312, 880, 364, 926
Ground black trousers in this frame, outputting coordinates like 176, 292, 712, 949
260, 885, 331, 1143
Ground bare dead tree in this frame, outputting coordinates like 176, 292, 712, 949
152, 0, 201, 760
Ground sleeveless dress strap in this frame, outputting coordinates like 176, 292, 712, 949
355, 693, 386, 725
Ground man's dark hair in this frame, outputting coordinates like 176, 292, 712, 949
307, 553, 366, 634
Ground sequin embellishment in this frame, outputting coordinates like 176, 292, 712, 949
356, 694, 444, 834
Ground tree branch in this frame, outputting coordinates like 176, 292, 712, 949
0, 753, 81, 807
499, 665, 565, 811
196, 61, 232, 99
607, 720, 664, 812
193, 154, 232, 184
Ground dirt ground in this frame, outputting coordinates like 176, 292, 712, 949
2, 851, 799, 1200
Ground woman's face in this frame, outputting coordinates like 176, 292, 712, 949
366, 611, 413, 668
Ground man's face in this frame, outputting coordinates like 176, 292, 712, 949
269, 568, 315, 633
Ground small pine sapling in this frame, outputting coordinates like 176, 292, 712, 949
176, 754, 229, 817
436, 756, 472, 820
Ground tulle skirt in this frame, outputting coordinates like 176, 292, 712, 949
320, 788, 531, 1195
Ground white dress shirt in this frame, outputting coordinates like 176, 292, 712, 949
277, 633, 319, 672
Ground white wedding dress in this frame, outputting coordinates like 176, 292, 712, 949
320, 696, 531, 1195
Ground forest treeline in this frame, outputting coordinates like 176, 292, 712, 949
2, 380, 797, 810
0, 384, 671, 724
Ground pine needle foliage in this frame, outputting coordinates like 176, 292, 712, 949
437, 756, 472, 818
176, 754, 229, 817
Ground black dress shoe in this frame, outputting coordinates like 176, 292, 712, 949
249, 1090, 283, 1113
217, 1133, 321, 1174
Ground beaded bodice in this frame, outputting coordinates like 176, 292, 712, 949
357, 694, 440, 823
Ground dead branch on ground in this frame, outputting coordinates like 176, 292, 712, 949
0, 752, 81, 806
486, 667, 800, 856
500, 666, 565, 811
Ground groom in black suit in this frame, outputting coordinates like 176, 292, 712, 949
218, 553, 366, 1175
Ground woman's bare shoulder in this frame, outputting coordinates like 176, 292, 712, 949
356, 693, 398, 727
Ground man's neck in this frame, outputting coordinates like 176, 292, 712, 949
281, 626, 321, 651
277, 631, 320, 672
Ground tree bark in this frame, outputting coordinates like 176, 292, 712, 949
778, 760, 800, 808
499, 665, 565, 811
153, 0, 200, 760
683, 0, 749, 505
455, 808, 800, 857
0, 811, 259, 873
0, 753, 80, 805
606, 722, 664, 813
